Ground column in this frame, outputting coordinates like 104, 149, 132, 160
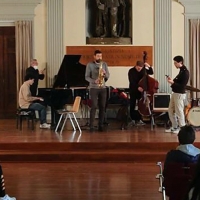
47, 0, 63, 87
154, 0, 172, 93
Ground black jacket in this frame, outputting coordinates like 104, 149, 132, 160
171, 66, 189, 93
26, 66, 44, 96
128, 66, 153, 92
163, 149, 199, 177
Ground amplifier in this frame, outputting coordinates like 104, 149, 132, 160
153, 93, 171, 111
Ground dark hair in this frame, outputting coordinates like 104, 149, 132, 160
24, 74, 35, 81
94, 50, 102, 55
136, 61, 144, 67
184, 156, 200, 200
178, 125, 195, 144
173, 55, 184, 63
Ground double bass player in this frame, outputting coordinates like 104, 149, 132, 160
128, 60, 153, 125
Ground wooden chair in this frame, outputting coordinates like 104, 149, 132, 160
163, 162, 196, 200
55, 96, 82, 133
16, 108, 35, 130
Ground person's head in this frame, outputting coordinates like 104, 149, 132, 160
173, 55, 184, 68
178, 125, 196, 145
30, 59, 38, 69
135, 61, 144, 72
93, 50, 102, 64
24, 74, 35, 85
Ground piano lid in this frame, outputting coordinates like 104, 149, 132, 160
53, 55, 89, 88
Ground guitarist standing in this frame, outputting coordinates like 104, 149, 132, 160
165, 56, 189, 134
128, 61, 153, 125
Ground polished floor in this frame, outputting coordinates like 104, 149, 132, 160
1, 118, 198, 143
3, 162, 162, 200
0, 118, 199, 200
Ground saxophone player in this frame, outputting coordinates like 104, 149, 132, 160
85, 50, 110, 132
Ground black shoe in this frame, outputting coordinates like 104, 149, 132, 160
90, 127, 95, 132
135, 120, 145, 126
98, 126, 104, 132
103, 121, 109, 126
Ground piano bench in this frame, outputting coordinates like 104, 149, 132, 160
16, 108, 36, 130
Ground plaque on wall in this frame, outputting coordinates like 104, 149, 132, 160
86, 0, 132, 45
66, 46, 153, 66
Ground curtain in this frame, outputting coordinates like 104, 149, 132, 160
189, 19, 200, 98
15, 21, 33, 95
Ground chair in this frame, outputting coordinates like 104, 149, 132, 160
16, 108, 35, 130
81, 98, 92, 126
55, 96, 82, 133
162, 162, 196, 200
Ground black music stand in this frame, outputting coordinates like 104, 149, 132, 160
109, 89, 132, 130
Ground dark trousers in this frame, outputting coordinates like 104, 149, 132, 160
0, 165, 5, 197
90, 88, 107, 128
129, 91, 142, 121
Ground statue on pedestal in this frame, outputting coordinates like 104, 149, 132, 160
95, 0, 126, 38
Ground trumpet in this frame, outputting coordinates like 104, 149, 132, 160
98, 61, 105, 87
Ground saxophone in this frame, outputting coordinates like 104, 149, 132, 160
98, 61, 105, 87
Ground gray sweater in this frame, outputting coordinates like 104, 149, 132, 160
85, 61, 110, 89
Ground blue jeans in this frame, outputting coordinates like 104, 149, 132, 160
29, 103, 47, 124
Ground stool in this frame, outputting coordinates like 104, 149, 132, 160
16, 108, 35, 130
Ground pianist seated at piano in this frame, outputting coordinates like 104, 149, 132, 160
18, 74, 51, 129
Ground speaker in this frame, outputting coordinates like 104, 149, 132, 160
153, 93, 171, 111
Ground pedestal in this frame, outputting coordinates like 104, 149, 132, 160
86, 37, 132, 45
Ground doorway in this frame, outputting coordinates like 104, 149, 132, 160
0, 27, 16, 118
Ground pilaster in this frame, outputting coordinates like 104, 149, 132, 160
46, 0, 64, 86
154, 0, 172, 92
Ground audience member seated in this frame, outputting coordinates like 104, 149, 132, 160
184, 156, 200, 200
164, 125, 200, 169
163, 125, 200, 200
19, 74, 50, 129
0, 165, 16, 200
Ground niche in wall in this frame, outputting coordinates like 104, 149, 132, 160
85, 0, 132, 44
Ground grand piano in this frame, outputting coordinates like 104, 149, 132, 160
38, 55, 89, 127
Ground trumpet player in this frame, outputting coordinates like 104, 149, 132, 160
85, 50, 110, 132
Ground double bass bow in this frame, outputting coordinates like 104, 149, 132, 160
138, 51, 159, 116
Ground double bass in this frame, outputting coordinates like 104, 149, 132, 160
138, 51, 159, 116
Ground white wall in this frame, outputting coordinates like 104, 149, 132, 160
63, 0, 86, 46
132, 0, 154, 46
171, 1, 185, 79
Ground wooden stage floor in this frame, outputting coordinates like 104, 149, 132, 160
0, 119, 199, 200
0, 118, 200, 163
2, 118, 200, 143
